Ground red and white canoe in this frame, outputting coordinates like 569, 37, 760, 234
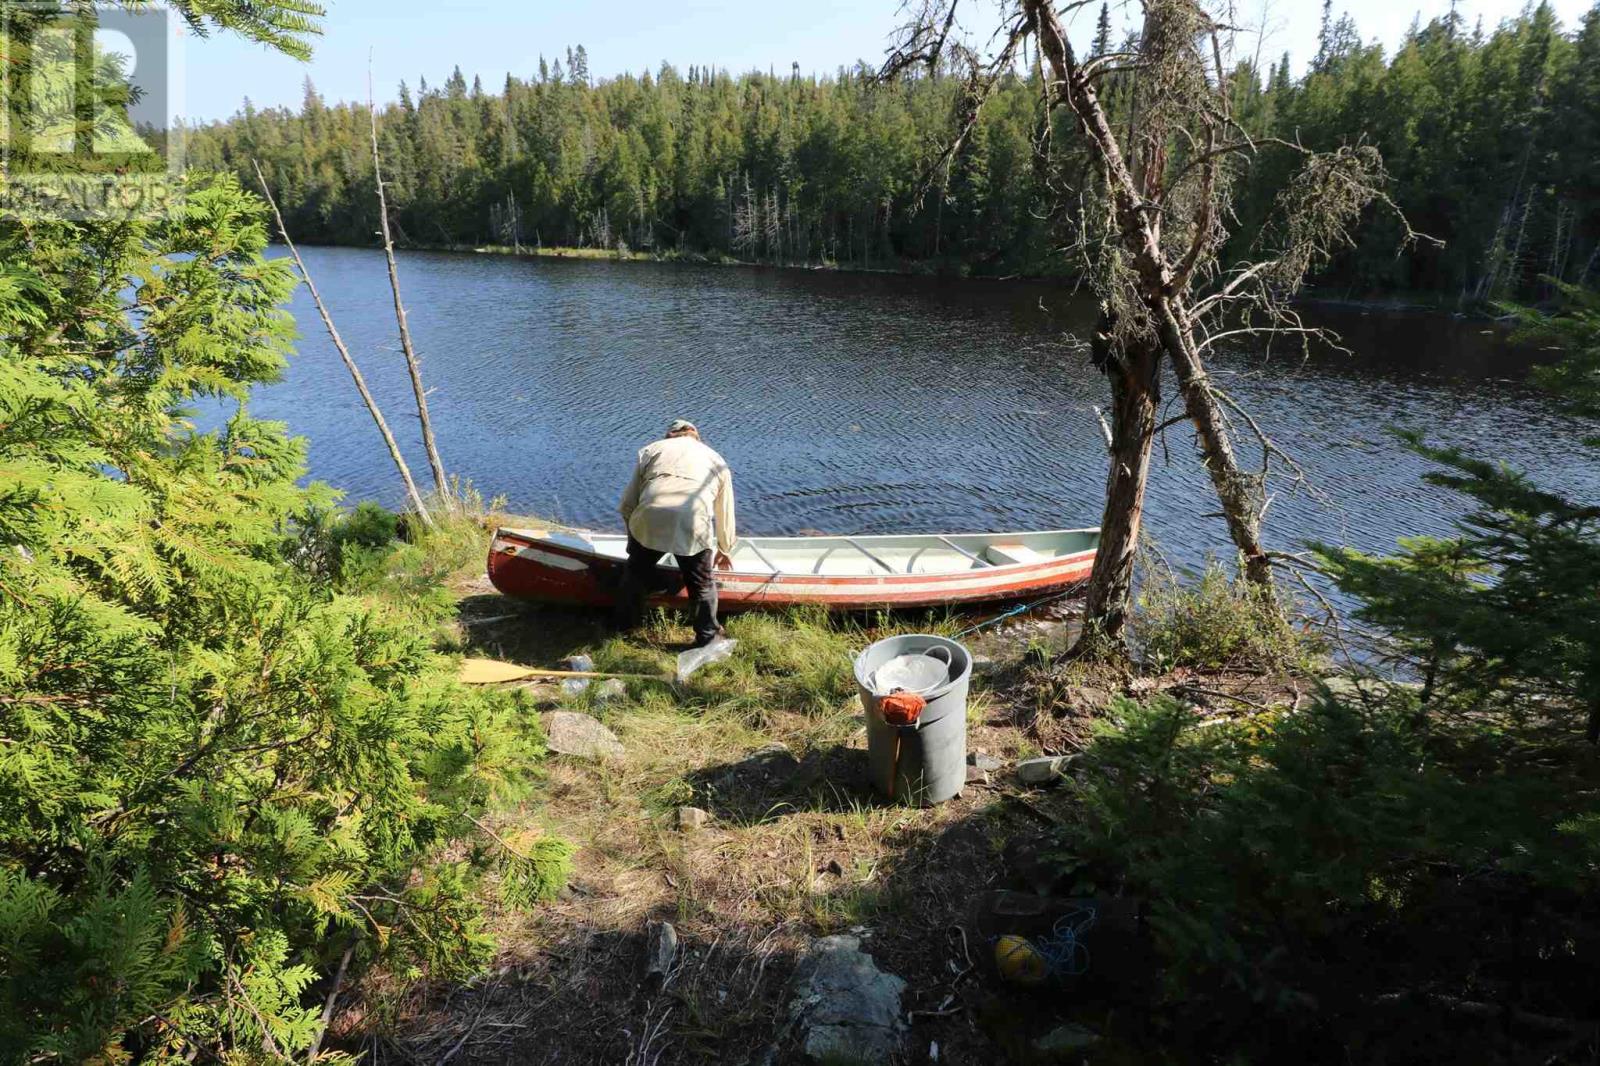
487, 526, 1099, 612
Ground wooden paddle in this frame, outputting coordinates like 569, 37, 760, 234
458, 657, 669, 686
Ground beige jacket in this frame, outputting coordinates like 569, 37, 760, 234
619, 436, 737, 557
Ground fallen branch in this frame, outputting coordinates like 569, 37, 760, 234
1169, 684, 1269, 711
304, 942, 355, 1063
1373, 991, 1597, 1036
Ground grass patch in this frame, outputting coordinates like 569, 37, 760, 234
1135, 562, 1314, 673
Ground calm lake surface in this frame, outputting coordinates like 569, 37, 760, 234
257, 247, 1599, 579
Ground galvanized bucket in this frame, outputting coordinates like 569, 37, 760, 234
854, 634, 971, 806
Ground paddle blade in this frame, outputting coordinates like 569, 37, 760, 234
459, 657, 537, 685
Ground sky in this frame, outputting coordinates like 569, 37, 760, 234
179, 0, 1597, 123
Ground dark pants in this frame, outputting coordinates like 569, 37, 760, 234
615, 536, 721, 645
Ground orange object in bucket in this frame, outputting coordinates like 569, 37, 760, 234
879, 690, 927, 726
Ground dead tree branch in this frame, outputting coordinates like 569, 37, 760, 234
369, 60, 450, 504
251, 158, 434, 528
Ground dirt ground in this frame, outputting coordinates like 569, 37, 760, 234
350, 575, 1305, 1066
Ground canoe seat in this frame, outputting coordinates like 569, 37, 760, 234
986, 543, 1043, 566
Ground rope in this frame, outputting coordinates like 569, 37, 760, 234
953, 586, 1080, 639
1036, 906, 1097, 978
984, 904, 1098, 981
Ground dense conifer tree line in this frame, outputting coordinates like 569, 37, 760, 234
190, 4, 1600, 303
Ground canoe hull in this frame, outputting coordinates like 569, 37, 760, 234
487, 528, 1097, 612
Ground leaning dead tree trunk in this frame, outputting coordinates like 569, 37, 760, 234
370, 70, 450, 503
1024, 0, 1272, 586
252, 159, 434, 528
885, 0, 1428, 652
1079, 305, 1162, 647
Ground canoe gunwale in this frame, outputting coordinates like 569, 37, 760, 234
486, 525, 1100, 611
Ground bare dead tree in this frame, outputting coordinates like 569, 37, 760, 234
251, 159, 434, 529
369, 65, 450, 504
886, 0, 1431, 653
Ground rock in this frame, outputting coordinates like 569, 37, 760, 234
595, 677, 628, 703
1016, 756, 1072, 786
560, 677, 590, 696
674, 806, 710, 831
643, 920, 679, 986
1033, 1023, 1100, 1059
788, 935, 906, 1065
544, 711, 624, 761
561, 653, 595, 673
970, 654, 999, 679
1063, 685, 1111, 713
965, 765, 990, 787
968, 752, 1003, 772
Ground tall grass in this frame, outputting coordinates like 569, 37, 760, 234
1135, 563, 1316, 674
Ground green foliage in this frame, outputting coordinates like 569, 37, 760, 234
167, 0, 325, 61
1058, 695, 1600, 1055
1135, 563, 1309, 673
0, 96, 551, 1066
186, 4, 1600, 301
1505, 278, 1600, 440
1315, 432, 1600, 738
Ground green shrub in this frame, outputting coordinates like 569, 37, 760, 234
0, 174, 554, 1063
1054, 695, 1600, 1056
1135, 563, 1309, 672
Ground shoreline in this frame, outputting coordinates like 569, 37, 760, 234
281, 237, 1492, 317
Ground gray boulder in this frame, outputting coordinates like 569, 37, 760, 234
595, 677, 628, 704
544, 711, 625, 761
788, 935, 905, 1064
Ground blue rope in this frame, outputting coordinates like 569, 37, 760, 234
1036, 906, 1097, 977
953, 586, 1079, 639
987, 904, 1098, 980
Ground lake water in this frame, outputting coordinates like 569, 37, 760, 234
256, 246, 1599, 580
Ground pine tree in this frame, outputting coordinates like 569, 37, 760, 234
1091, 2, 1112, 58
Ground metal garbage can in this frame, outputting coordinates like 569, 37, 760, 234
854, 634, 971, 806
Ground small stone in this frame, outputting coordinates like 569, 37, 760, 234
965, 765, 990, 786
595, 677, 628, 703
970, 654, 999, 678
543, 711, 624, 761
675, 806, 710, 831
643, 920, 679, 985
1016, 756, 1071, 786
560, 677, 590, 696
1033, 1023, 1100, 1059
968, 752, 1003, 772
561, 653, 595, 673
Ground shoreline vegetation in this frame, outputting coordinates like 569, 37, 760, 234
295, 236, 1499, 317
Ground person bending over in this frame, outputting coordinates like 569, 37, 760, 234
616, 418, 736, 647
